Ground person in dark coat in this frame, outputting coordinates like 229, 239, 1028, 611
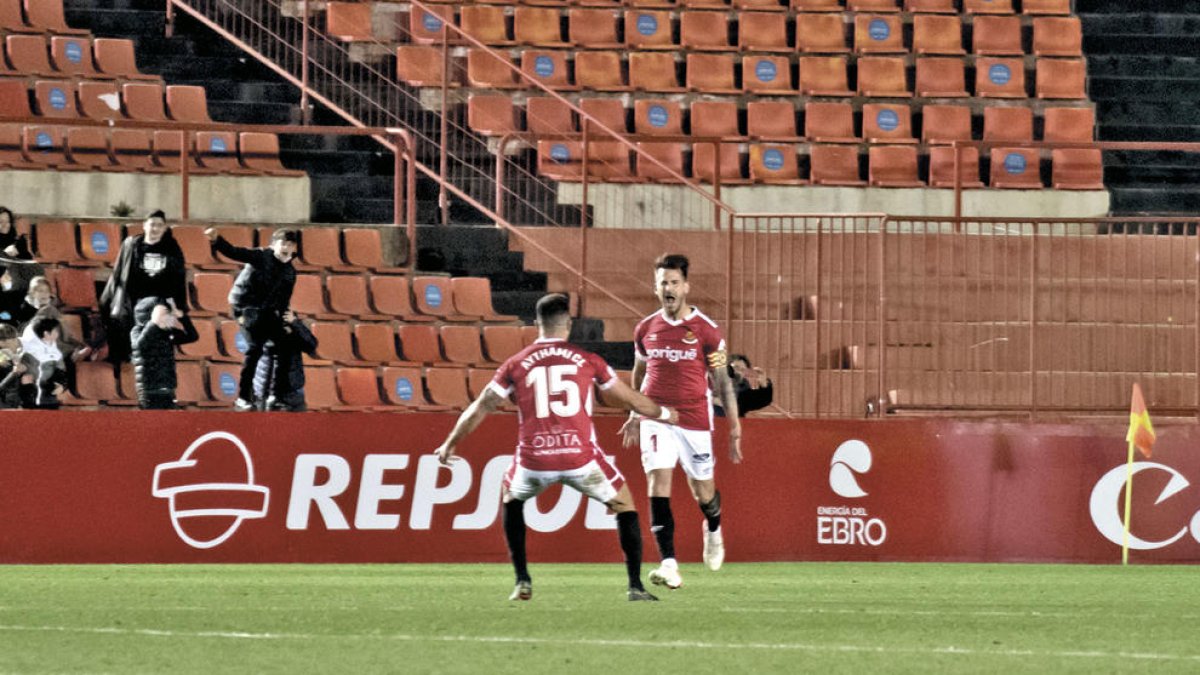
0, 322, 27, 409
714, 353, 774, 418
0, 207, 44, 297
130, 296, 198, 409
253, 309, 318, 412
204, 226, 300, 410
99, 210, 189, 362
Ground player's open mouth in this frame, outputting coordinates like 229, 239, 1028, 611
664, 294, 676, 303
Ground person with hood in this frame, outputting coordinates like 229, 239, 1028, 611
253, 309, 318, 411
130, 296, 198, 409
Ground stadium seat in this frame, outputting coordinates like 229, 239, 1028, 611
335, 368, 388, 410
78, 81, 124, 121
863, 103, 916, 143
369, 275, 433, 321
325, 1, 373, 41
634, 99, 683, 135
921, 104, 972, 144
240, 133, 303, 176
743, 55, 795, 94
574, 51, 629, 91
738, 11, 789, 52
66, 127, 117, 171
461, 5, 513, 45
195, 131, 243, 173
398, 325, 444, 364
24, 0, 86, 34
1042, 106, 1095, 143
629, 51, 684, 92
302, 367, 341, 411
93, 38, 157, 80
913, 15, 964, 55
799, 56, 853, 96
1051, 148, 1104, 190
166, 85, 212, 123
975, 57, 1027, 98
685, 53, 737, 93
983, 106, 1033, 142
691, 143, 748, 184
50, 267, 97, 310
905, 0, 955, 11
537, 140, 633, 181
78, 221, 123, 265
989, 148, 1043, 188
0, 0, 36, 33
526, 96, 575, 134
965, 0, 1015, 13
67, 361, 121, 406
33, 220, 83, 265
736, 0, 785, 10
482, 325, 525, 363
971, 15, 1022, 56
810, 144, 866, 186
747, 100, 802, 140
628, 0, 676, 8
191, 272, 233, 316
1032, 17, 1082, 57
568, 8, 621, 48
467, 49, 521, 89
425, 366, 472, 409
343, 228, 406, 273
181, 361, 222, 405
114, 363, 139, 406
172, 225, 228, 270
914, 57, 968, 97
857, 56, 912, 97
310, 322, 372, 366
33, 80, 78, 118
5, 36, 56, 77
0, 126, 29, 169
210, 225, 253, 266
353, 323, 404, 365
440, 325, 486, 366
152, 130, 211, 172
636, 142, 687, 182
50, 36, 102, 77
682, 0, 731, 7
0, 80, 31, 119
522, 50, 576, 90
381, 367, 447, 410
690, 100, 744, 140
112, 129, 162, 172
414, 276, 476, 321
1023, 0, 1070, 15
407, 5, 457, 44
470, 96, 522, 136
123, 82, 168, 122
1036, 58, 1087, 99
177, 317, 223, 361
293, 274, 345, 320
327, 275, 387, 320
749, 144, 805, 184
868, 145, 922, 187
626, 11, 675, 50
805, 102, 857, 143
847, 0, 899, 10
396, 46, 457, 87
451, 277, 518, 322
796, 13, 849, 54
467, 368, 499, 400
520, 325, 539, 345
928, 146, 984, 188
218, 319, 249, 360
681, 11, 735, 51
793, 0, 842, 9
854, 15, 905, 54
299, 227, 362, 273
23, 126, 72, 168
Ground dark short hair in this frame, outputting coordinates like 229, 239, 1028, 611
730, 353, 750, 367
271, 228, 300, 245
146, 209, 166, 221
0, 322, 17, 340
535, 293, 571, 326
654, 254, 690, 280
0, 206, 13, 224
31, 316, 60, 339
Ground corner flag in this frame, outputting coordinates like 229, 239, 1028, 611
1127, 382, 1156, 459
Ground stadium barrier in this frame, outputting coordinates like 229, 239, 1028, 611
3, 410, 1199, 564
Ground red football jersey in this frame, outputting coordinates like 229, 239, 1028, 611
633, 308, 726, 431
489, 338, 618, 471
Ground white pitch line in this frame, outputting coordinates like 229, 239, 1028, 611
718, 607, 1200, 621
1, 624, 1198, 663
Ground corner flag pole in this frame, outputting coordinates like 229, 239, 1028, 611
1121, 437, 1135, 566
1123, 382, 1156, 566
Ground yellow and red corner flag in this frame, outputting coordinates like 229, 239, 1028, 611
1127, 383, 1156, 459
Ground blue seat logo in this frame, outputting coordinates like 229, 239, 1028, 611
425, 284, 442, 309
395, 377, 414, 402
91, 232, 109, 255
869, 19, 890, 42
636, 14, 658, 36
64, 41, 83, 64
763, 148, 785, 171
549, 143, 570, 163
35, 132, 53, 148
1003, 152, 1027, 175
647, 105, 669, 128
422, 13, 444, 33
210, 137, 228, 153
234, 332, 248, 354
534, 55, 554, 78
49, 88, 67, 110
219, 372, 237, 397
876, 109, 899, 132
989, 64, 1012, 86
755, 59, 777, 83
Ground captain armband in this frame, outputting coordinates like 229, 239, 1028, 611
707, 349, 728, 369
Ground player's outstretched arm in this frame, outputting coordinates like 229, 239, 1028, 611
602, 379, 678, 426
434, 388, 505, 466
619, 358, 649, 448
709, 353, 743, 464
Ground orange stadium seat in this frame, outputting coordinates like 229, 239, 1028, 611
857, 56, 912, 97
176, 361, 214, 405
868, 145, 922, 187
574, 51, 629, 91
522, 50, 576, 90
218, 319, 248, 359
123, 82, 168, 122
414, 276, 475, 321
738, 12, 789, 52
680, 11, 734, 51
293, 274, 345, 320
210, 225, 253, 266
33, 80, 78, 118
482, 325, 525, 363
23, 0, 87, 34
194, 132, 242, 173
461, 5, 513, 45
166, 85, 212, 123
913, 15, 964, 55
1043, 106, 1095, 143
51, 36, 101, 77
369, 275, 433, 321
634, 99, 683, 135
152, 130, 211, 174
1036, 58, 1087, 99
0, 0, 36, 33
354, 323, 404, 365
983, 105, 1033, 142
451, 277, 517, 322
327, 274, 388, 320
682, 0, 730, 7
1051, 148, 1104, 190
928, 146, 984, 188
629, 51, 683, 92
520, 325, 539, 346
628, 0, 676, 8
691, 143, 748, 184
78, 221, 122, 265
636, 142, 687, 182
467, 368, 498, 400
914, 57, 969, 97
799, 56, 853, 96
396, 46, 456, 87
381, 367, 446, 410
177, 318, 221, 361
325, 2, 373, 41
426, 367, 472, 409
990, 148, 1043, 188
50, 267, 97, 310
515, 7, 567, 46
240, 133, 302, 176
0, 126, 28, 169
407, 5, 457, 44
78, 81, 124, 121
855, 15, 905, 54
191, 273, 233, 316
971, 15, 1023, 56
112, 129, 161, 172
810, 144, 866, 186
336, 368, 388, 410
747, 100, 801, 140
847, 0, 898, 10
863, 103, 916, 143
467, 49, 521, 89
743, 55, 794, 94
302, 367, 341, 411
796, 13, 849, 54
749, 144, 805, 184
93, 38, 157, 80
1032, 17, 1082, 57
24, 126, 70, 168
66, 127, 116, 171
921, 104, 972, 144
311, 322, 372, 366
67, 361, 121, 406
0, 80, 30, 118
626, 11, 675, 50
299, 227, 362, 273
537, 140, 633, 181
569, 9, 621, 48
342, 228, 406, 274
1023, 0, 1070, 15
115, 364, 140, 406
793, 0, 842, 9
906, 0, 955, 11
805, 101, 857, 143
686, 53, 738, 93
526, 96, 575, 134
33, 220, 82, 265
440, 325, 486, 365
690, 100, 743, 140
964, 0, 1014, 14
736, 0, 785, 10
975, 57, 1027, 98
398, 325, 444, 364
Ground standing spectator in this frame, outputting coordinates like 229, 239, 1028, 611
0, 322, 26, 408
99, 210, 189, 362
130, 296, 198, 409
19, 316, 67, 408
253, 309, 318, 412
204, 227, 300, 411
715, 354, 774, 417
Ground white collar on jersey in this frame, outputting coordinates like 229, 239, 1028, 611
533, 337, 566, 343
657, 306, 697, 326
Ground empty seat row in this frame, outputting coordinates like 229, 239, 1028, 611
0, 0, 85, 36
1, 80, 208, 123
1, 34, 158, 80
472, 95, 1095, 144
537, 140, 1104, 190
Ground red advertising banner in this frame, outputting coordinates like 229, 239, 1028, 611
2, 411, 1199, 564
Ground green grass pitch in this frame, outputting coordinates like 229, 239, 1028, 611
1, 563, 1197, 673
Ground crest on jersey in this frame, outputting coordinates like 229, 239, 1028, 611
682, 331, 699, 345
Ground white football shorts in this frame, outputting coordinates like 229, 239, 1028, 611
503, 457, 626, 503
639, 419, 715, 481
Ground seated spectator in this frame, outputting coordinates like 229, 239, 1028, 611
130, 296, 199, 410
0, 207, 43, 293
253, 309, 318, 412
714, 353, 774, 417
22, 304, 91, 364
0, 322, 26, 408
0, 265, 22, 322
12, 276, 55, 330
19, 316, 67, 408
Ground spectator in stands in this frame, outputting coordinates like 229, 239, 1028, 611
253, 309, 318, 412
19, 316, 67, 409
130, 296, 198, 410
11, 275, 54, 329
204, 226, 300, 411
715, 353, 774, 418
0, 207, 44, 295
0, 322, 27, 409
100, 209, 189, 362
1, 265, 23, 323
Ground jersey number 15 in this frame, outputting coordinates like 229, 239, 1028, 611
525, 365, 581, 419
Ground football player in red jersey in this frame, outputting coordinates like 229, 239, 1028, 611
620, 254, 742, 590
435, 294, 678, 602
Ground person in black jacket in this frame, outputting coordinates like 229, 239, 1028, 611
100, 210, 189, 362
204, 226, 300, 410
130, 296, 198, 409
0, 207, 44, 297
253, 309, 318, 412
714, 353, 774, 418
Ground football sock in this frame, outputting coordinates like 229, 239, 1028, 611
503, 499, 530, 583
616, 511, 645, 590
700, 491, 722, 533
650, 496, 676, 560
